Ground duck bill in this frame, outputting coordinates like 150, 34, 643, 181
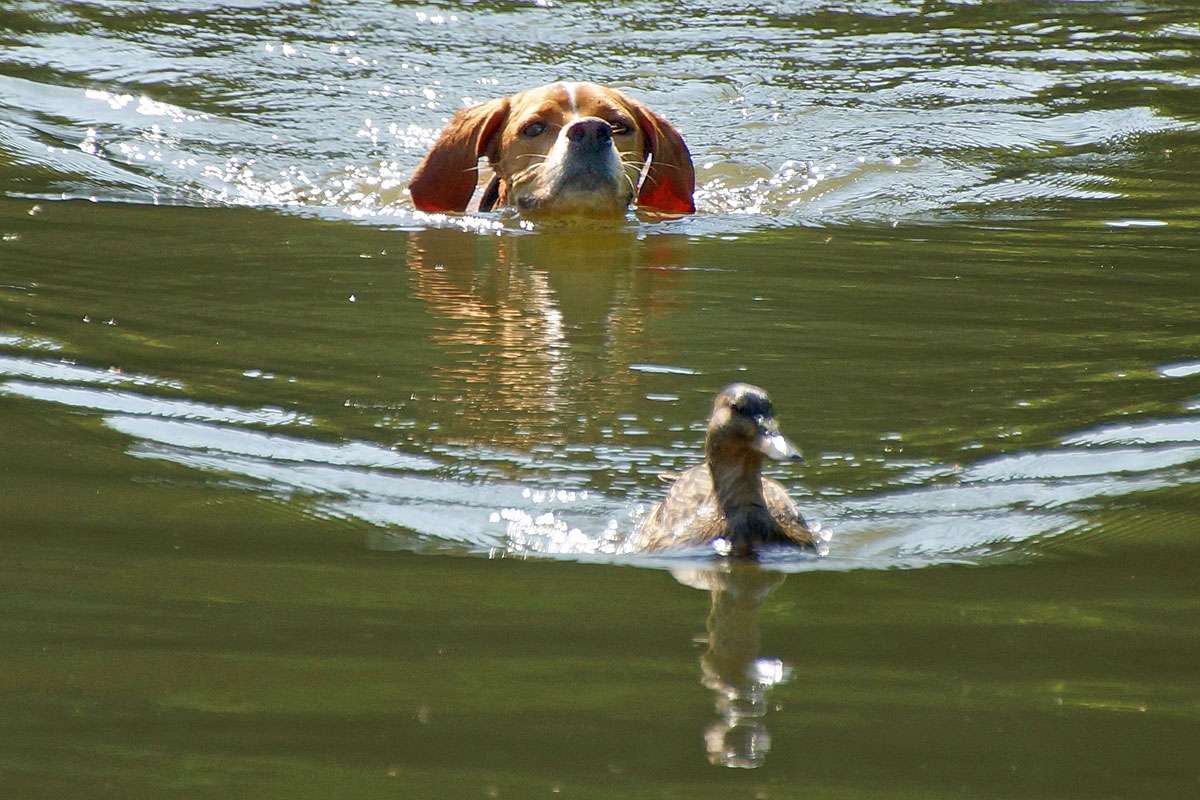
753, 419, 804, 463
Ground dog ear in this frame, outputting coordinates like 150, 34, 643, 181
409, 98, 510, 213
625, 97, 696, 214
477, 173, 502, 212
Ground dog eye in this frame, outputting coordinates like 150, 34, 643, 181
521, 121, 546, 137
609, 120, 632, 135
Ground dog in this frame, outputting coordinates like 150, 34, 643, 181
408, 81, 695, 217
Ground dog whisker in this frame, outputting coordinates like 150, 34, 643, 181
621, 170, 638, 197
510, 164, 544, 184
648, 158, 686, 172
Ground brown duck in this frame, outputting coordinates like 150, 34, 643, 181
634, 384, 816, 557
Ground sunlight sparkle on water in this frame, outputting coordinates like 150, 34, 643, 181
1159, 359, 1200, 378
1105, 219, 1168, 228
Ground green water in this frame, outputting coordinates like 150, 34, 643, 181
3, 1, 1200, 797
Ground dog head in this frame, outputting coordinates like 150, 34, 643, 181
409, 82, 695, 217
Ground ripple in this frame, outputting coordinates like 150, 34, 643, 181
5, 350, 1200, 570
0, 334, 63, 352
0, 381, 309, 427
1159, 360, 1200, 379
1106, 219, 1169, 228
0, 354, 184, 389
629, 363, 700, 376
107, 415, 437, 471
962, 445, 1200, 482
1062, 418, 1200, 447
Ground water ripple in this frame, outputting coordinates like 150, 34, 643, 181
1, 380, 309, 427
5, 365, 1195, 571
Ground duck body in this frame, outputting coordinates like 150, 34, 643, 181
633, 384, 816, 557
636, 463, 814, 554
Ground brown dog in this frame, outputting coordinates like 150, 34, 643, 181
409, 82, 695, 217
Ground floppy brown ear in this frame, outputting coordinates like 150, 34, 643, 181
409, 98, 509, 213
625, 98, 696, 214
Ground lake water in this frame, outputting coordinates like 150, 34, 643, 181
2, 1, 1199, 797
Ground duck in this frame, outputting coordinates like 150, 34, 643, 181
633, 383, 816, 557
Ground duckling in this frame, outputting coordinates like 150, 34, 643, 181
634, 384, 816, 557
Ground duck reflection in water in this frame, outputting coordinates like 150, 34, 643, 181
673, 563, 791, 768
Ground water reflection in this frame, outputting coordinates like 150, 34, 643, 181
673, 563, 790, 768
404, 226, 694, 443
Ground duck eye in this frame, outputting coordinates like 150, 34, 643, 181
522, 121, 547, 138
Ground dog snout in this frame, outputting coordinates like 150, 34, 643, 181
565, 117, 613, 147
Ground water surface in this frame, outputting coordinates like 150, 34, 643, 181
2, 1, 1199, 797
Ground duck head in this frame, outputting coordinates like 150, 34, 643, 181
706, 383, 804, 465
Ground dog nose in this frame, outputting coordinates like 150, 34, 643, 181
565, 117, 612, 146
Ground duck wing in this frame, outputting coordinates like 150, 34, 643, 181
635, 464, 723, 551
761, 476, 816, 548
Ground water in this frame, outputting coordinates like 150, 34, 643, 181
3, 1, 1199, 797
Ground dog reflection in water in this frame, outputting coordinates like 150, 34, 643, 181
672, 563, 791, 768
